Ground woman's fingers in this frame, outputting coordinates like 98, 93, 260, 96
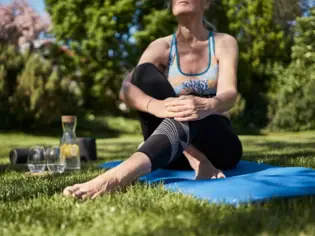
173, 110, 193, 118
178, 95, 191, 100
174, 111, 198, 121
165, 99, 188, 107
166, 105, 187, 112
174, 116, 197, 122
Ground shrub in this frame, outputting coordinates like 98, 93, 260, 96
0, 44, 84, 129
268, 63, 315, 131
267, 8, 315, 131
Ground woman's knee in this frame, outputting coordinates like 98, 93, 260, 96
130, 63, 152, 86
138, 118, 192, 171
131, 63, 176, 100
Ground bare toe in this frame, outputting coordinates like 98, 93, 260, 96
63, 187, 73, 196
73, 187, 89, 199
217, 172, 226, 179
91, 191, 102, 200
63, 184, 81, 197
81, 193, 92, 201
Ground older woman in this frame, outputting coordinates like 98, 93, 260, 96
64, 0, 242, 199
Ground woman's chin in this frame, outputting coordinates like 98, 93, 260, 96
173, 8, 196, 16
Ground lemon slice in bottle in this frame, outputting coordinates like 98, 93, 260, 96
70, 144, 79, 156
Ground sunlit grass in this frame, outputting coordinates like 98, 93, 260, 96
1, 130, 315, 235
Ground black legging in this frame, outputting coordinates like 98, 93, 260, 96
131, 63, 242, 171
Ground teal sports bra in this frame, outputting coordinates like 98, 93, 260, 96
167, 31, 219, 97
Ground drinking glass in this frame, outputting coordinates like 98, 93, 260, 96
45, 146, 65, 173
27, 146, 46, 173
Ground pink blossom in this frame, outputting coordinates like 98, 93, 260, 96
0, 0, 51, 46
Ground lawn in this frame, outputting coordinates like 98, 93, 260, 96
1, 128, 315, 236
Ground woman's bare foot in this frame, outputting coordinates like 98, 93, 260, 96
194, 159, 226, 180
63, 152, 152, 200
183, 145, 226, 180
63, 172, 121, 200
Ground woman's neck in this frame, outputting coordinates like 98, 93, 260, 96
176, 15, 209, 45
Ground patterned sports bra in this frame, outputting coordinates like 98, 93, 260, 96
167, 31, 218, 97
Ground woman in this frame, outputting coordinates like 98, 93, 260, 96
63, 0, 243, 200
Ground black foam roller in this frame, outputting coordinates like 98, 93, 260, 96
9, 148, 29, 164
77, 137, 97, 162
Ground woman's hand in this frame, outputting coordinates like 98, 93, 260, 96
148, 97, 178, 118
165, 95, 212, 121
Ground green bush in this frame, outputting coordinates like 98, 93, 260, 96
267, 8, 315, 131
12, 53, 84, 126
268, 63, 315, 131
0, 44, 84, 129
0, 45, 26, 126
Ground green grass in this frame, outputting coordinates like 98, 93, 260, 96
1, 130, 315, 236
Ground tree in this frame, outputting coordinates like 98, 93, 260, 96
291, 6, 315, 65
0, 0, 50, 46
268, 7, 315, 131
45, 0, 139, 112
216, 0, 286, 127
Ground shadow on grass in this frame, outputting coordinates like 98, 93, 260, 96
244, 150, 315, 168
256, 141, 315, 150
214, 196, 315, 235
0, 118, 121, 139
96, 141, 138, 163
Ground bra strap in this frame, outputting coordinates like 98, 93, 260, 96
210, 31, 215, 57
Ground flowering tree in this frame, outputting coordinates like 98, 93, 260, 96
0, 0, 50, 46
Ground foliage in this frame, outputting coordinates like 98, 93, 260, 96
268, 7, 315, 131
0, 0, 50, 46
0, 44, 26, 126
219, 0, 285, 128
45, 0, 139, 112
0, 44, 84, 128
13, 53, 83, 126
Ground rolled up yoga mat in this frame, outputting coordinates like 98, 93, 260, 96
9, 137, 97, 164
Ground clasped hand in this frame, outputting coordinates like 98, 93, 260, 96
161, 95, 211, 121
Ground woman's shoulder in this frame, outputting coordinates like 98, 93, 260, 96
212, 32, 238, 58
137, 35, 173, 67
213, 32, 238, 47
148, 35, 173, 51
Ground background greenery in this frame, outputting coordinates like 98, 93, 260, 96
0, 0, 314, 131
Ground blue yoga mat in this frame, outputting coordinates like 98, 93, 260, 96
99, 160, 315, 205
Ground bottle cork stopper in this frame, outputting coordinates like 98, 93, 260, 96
61, 116, 77, 123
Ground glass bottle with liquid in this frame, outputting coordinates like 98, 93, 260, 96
60, 116, 80, 171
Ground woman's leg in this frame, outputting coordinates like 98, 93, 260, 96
130, 62, 177, 141
190, 114, 243, 172
63, 63, 200, 199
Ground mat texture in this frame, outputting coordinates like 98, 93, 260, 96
99, 160, 315, 205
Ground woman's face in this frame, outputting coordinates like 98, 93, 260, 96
171, 0, 209, 16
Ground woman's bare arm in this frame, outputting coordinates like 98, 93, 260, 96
119, 39, 169, 113
207, 33, 239, 114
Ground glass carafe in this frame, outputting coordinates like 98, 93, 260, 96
60, 116, 80, 171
